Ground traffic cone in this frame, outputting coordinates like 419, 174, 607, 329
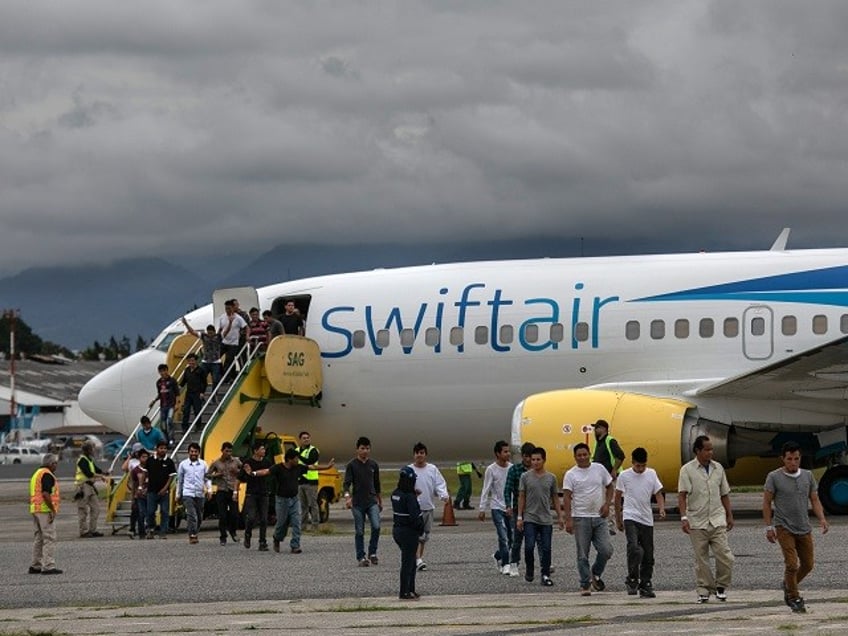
439, 499, 458, 526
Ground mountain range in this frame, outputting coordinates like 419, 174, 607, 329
0, 236, 661, 351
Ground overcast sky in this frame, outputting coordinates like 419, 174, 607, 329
2, 1, 848, 277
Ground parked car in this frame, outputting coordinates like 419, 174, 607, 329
0, 445, 46, 465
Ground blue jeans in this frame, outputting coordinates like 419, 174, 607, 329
352, 503, 381, 560
491, 508, 512, 565
274, 496, 302, 550
509, 508, 524, 564
135, 496, 148, 536
524, 522, 553, 578
159, 407, 175, 443
183, 496, 204, 536
201, 361, 222, 389
146, 490, 170, 536
573, 516, 614, 588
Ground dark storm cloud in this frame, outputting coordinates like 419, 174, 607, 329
1, 0, 848, 275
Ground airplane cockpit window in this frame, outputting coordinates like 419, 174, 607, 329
155, 331, 183, 353
813, 315, 828, 335
650, 320, 665, 340
499, 325, 514, 345
523, 324, 539, 343
574, 322, 589, 342
782, 315, 797, 336
625, 320, 640, 341
675, 319, 690, 339
723, 317, 739, 338
699, 318, 714, 338
352, 330, 366, 349
841, 314, 848, 334
424, 327, 439, 347
750, 317, 765, 336
449, 327, 464, 346
474, 326, 489, 345
376, 329, 390, 348
550, 323, 564, 343
400, 328, 415, 348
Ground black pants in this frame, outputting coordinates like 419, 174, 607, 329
181, 392, 203, 431
624, 519, 655, 586
215, 490, 238, 540
243, 493, 268, 545
393, 526, 419, 597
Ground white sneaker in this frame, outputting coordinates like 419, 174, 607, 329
501, 564, 511, 575
509, 563, 519, 577
416, 559, 427, 572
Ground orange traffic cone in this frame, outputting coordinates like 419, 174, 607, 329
439, 499, 458, 526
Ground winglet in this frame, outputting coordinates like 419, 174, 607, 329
770, 228, 791, 251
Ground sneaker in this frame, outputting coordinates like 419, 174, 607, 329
697, 594, 709, 604
28, 566, 41, 574
370, 554, 379, 565
788, 597, 807, 614
541, 575, 553, 587
715, 587, 727, 602
41, 568, 63, 575
291, 548, 303, 554
189, 535, 198, 544
219, 538, 227, 546
525, 573, 535, 583
509, 563, 519, 577
625, 578, 639, 595
590, 576, 606, 592
416, 559, 427, 572
244, 536, 251, 549
639, 587, 656, 599
359, 558, 370, 567
580, 587, 592, 596
258, 542, 269, 552
501, 564, 511, 575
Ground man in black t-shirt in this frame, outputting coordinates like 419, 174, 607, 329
145, 441, 176, 539
238, 441, 273, 551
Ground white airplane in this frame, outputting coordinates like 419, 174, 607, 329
78, 230, 848, 513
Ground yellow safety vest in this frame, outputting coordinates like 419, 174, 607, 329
30, 467, 60, 514
457, 462, 473, 475
298, 446, 319, 482
75, 455, 97, 486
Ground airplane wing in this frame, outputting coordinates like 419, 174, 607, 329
694, 334, 848, 412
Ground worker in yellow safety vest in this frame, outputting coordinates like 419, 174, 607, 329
454, 460, 483, 510
74, 441, 110, 538
29, 453, 62, 575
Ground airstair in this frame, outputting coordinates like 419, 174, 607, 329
105, 331, 324, 535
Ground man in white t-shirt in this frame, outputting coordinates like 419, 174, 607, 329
615, 447, 666, 598
478, 440, 513, 575
563, 442, 614, 596
409, 442, 449, 572
217, 300, 247, 380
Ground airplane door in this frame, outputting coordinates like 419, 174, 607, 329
213, 287, 259, 321
742, 305, 773, 360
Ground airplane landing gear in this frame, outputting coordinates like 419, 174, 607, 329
818, 465, 848, 515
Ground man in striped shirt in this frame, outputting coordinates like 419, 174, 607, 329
502, 442, 535, 577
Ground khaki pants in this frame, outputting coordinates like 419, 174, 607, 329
299, 483, 319, 528
689, 524, 734, 596
776, 527, 814, 600
32, 512, 57, 570
77, 482, 100, 536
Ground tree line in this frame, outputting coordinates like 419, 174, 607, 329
0, 314, 148, 361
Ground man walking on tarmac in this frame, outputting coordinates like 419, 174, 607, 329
409, 442, 449, 572
591, 420, 625, 535
503, 442, 535, 577
75, 441, 110, 538
297, 431, 334, 531
30, 454, 62, 575
478, 440, 514, 575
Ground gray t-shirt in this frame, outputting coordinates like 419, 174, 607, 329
519, 470, 558, 525
764, 468, 816, 535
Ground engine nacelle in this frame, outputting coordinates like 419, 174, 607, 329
512, 389, 744, 489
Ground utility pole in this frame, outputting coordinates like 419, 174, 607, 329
3, 309, 19, 438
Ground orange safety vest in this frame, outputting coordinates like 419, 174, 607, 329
29, 467, 60, 514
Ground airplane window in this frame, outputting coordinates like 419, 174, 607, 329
449, 327, 464, 346
813, 315, 828, 335
352, 330, 366, 349
675, 319, 690, 339
550, 323, 564, 343
842, 314, 848, 334
574, 322, 589, 342
650, 320, 665, 340
376, 329, 390, 348
155, 332, 183, 353
474, 326, 489, 345
400, 328, 415, 347
781, 316, 797, 336
751, 317, 765, 336
499, 325, 514, 345
699, 318, 714, 338
425, 327, 440, 347
723, 318, 739, 338
625, 321, 640, 341
523, 324, 539, 343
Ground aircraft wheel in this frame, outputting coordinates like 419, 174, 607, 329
318, 489, 332, 523
818, 465, 848, 515
13, 459, 21, 464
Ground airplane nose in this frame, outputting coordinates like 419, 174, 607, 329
78, 349, 166, 437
